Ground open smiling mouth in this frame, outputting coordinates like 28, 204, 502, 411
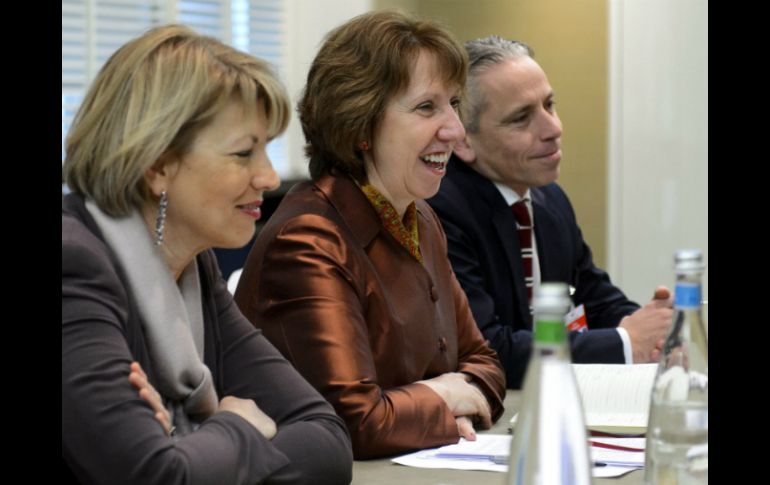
420, 152, 450, 172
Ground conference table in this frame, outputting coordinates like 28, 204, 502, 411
351, 390, 643, 484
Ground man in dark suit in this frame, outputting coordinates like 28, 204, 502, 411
428, 36, 672, 388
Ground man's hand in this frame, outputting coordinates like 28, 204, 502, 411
619, 286, 673, 362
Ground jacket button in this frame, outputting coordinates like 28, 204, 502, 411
430, 286, 439, 301
438, 337, 447, 352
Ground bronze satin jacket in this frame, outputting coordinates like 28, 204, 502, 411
235, 173, 506, 458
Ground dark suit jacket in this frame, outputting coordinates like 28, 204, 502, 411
427, 157, 640, 388
62, 194, 353, 485
234, 173, 506, 459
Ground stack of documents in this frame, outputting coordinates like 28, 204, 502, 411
391, 435, 510, 473
392, 435, 644, 478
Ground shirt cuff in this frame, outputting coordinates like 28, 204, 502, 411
615, 327, 633, 364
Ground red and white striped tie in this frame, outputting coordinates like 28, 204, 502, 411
511, 200, 534, 305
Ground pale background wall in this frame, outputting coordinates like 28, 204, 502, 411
282, 0, 373, 180
607, 0, 708, 303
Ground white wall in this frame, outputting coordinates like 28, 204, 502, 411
607, 0, 708, 304
282, 0, 373, 178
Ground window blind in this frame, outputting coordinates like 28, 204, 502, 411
61, 0, 289, 174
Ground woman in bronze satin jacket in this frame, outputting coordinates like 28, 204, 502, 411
234, 11, 506, 459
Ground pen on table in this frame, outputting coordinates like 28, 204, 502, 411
434, 453, 508, 465
489, 457, 611, 467
458, 455, 613, 467
434, 455, 608, 467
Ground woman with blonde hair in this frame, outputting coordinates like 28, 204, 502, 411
235, 11, 506, 459
62, 25, 352, 484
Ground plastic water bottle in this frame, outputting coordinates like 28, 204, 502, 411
507, 282, 593, 485
645, 249, 708, 484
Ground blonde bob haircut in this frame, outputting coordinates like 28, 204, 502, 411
64, 24, 290, 217
298, 10, 467, 182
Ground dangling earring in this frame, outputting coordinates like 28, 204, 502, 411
359, 140, 370, 151
155, 190, 168, 246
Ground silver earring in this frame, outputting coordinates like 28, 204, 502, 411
155, 190, 168, 246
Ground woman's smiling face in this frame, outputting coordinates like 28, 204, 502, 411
363, 50, 466, 216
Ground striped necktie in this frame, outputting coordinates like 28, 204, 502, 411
511, 200, 534, 304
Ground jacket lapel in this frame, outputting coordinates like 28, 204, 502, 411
531, 187, 568, 283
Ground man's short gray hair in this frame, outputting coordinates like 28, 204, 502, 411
464, 36, 533, 133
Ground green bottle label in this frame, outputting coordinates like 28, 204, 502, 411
535, 319, 566, 344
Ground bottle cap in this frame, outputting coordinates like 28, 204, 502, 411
533, 282, 571, 315
675, 249, 704, 273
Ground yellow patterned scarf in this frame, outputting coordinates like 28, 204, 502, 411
359, 183, 423, 263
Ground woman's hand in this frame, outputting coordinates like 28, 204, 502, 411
456, 416, 477, 441
129, 362, 277, 440
417, 372, 492, 429
218, 396, 277, 440
128, 362, 173, 435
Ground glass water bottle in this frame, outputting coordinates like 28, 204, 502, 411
645, 249, 708, 484
507, 282, 593, 485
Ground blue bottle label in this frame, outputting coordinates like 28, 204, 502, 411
674, 283, 701, 308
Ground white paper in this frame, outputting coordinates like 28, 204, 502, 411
390, 435, 644, 478
573, 364, 657, 431
593, 466, 640, 478
391, 435, 509, 473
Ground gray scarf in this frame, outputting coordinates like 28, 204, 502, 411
86, 200, 218, 435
